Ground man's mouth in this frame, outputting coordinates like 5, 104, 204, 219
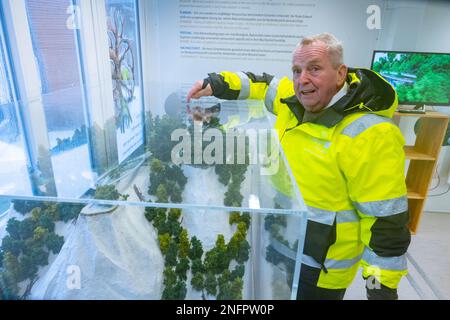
301, 89, 315, 95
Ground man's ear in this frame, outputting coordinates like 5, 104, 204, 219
337, 64, 348, 87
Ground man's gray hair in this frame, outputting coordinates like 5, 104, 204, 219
298, 33, 344, 69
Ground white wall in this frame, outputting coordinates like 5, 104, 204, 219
143, 0, 450, 212
145, 0, 386, 114
416, 0, 450, 52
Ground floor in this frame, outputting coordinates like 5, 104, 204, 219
345, 211, 450, 300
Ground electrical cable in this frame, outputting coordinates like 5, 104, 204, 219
428, 185, 450, 197
428, 166, 440, 191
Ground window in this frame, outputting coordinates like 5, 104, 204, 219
0, 14, 32, 199
23, 0, 93, 197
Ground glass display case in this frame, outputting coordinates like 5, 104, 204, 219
0, 92, 308, 300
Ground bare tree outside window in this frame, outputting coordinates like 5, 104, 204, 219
107, 8, 136, 133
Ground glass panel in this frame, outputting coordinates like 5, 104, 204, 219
0, 21, 32, 206
0, 32, 12, 105
24, 0, 92, 197
105, 0, 144, 164
0, 92, 307, 300
0, 94, 306, 213
0, 198, 305, 299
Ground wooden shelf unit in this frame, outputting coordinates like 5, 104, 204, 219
394, 110, 449, 233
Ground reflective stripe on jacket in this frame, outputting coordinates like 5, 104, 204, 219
205, 69, 411, 289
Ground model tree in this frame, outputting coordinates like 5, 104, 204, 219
204, 235, 229, 275
165, 240, 178, 267
215, 164, 231, 186
217, 275, 243, 300
189, 236, 203, 260
5, 218, 21, 241
158, 233, 171, 254
94, 184, 120, 200
1, 252, 20, 297
149, 159, 165, 195
191, 258, 204, 274
156, 184, 168, 203
170, 184, 182, 203
144, 206, 158, 223
12, 200, 44, 215
227, 231, 244, 260
167, 165, 187, 189
149, 160, 186, 203
229, 212, 250, 228
19, 219, 35, 240
229, 278, 244, 300
148, 114, 186, 163
167, 210, 182, 239
191, 272, 204, 291
1, 236, 23, 257
45, 233, 64, 254
178, 229, 190, 259
174, 281, 187, 299
205, 272, 217, 296
162, 266, 187, 300
175, 257, 190, 281
162, 280, 186, 300
57, 203, 84, 222
230, 264, 245, 280
236, 239, 250, 264
0, 201, 84, 299
224, 179, 244, 207
154, 211, 169, 235
229, 212, 241, 225
163, 266, 177, 287
38, 212, 55, 233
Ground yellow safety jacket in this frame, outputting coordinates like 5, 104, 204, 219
204, 69, 411, 289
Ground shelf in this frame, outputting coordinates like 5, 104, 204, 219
407, 190, 425, 200
398, 110, 449, 233
395, 110, 450, 119
404, 146, 436, 161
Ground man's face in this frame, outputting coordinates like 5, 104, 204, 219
292, 42, 347, 113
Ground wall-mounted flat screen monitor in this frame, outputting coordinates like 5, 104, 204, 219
371, 50, 450, 107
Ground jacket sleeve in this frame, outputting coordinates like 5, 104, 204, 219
203, 71, 294, 115
339, 121, 411, 289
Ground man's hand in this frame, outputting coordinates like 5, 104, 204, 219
187, 80, 213, 102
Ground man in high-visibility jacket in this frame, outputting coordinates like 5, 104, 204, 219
187, 33, 411, 300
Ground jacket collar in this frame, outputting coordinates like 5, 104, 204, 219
280, 68, 397, 128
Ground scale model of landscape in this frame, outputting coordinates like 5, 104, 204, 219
0, 110, 299, 300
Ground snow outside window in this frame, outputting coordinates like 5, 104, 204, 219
24, 0, 94, 197
0, 18, 32, 211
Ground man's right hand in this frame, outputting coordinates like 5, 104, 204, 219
187, 80, 213, 102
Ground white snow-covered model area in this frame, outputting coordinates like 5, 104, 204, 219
30, 167, 165, 300
30, 205, 164, 299
181, 166, 234, 247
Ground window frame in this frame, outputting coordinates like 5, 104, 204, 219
0, 1, 45, 195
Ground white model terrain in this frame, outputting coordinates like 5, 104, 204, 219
30, 167, 164, 299
4, 161, 294, 299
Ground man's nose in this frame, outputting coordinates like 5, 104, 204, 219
298, 71, 310, 85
